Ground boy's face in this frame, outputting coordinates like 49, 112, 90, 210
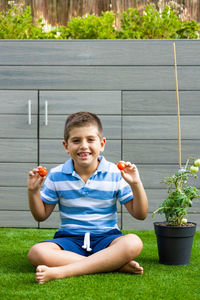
63, 125, 106, 172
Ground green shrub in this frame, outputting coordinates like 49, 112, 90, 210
118, 4, 200, 39
0, 2, 61, 39
0, 4, 43, 39
0, 2, 199, 39
63, 12, 117, 39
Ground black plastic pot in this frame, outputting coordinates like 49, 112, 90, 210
154, 222, 196, 265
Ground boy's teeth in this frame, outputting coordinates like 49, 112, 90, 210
79, 153, 89, 157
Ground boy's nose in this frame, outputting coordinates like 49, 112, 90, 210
80, 140, 88, 149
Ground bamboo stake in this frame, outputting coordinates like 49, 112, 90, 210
173, 42, 182, 169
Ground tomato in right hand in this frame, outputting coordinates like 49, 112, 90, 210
38, 167, 47, 177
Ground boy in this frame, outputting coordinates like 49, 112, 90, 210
28, 112, 148, 284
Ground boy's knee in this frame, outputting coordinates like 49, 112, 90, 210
28, 244, 44, 266
123, 234, 143, 259
28, 244, 37, 264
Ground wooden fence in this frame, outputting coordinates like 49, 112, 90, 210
0, 0, 200, 25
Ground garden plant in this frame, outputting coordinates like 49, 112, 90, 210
152, 156, 200, 226
152, 157, 200, 265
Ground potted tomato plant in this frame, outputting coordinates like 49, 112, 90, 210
152, 156, 200, 265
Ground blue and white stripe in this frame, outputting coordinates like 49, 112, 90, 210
41, 156, 133, 234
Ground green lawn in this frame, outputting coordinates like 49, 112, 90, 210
0, 228, 199, 300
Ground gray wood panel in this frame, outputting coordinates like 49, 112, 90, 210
103, 140, 121, 162
0, 66, 174, 90
123, 116, 200, 139
0, 163, 36, 187
176, 40, 200, 66
122, 189, 200, 213
40, 91, 121, 114
122, 212, 200, 231
0, 40, 200, 66
0, 115, 37, 138
0, 90, 38, 114
0, 139, 37, 163
39, 139, 66, 164
0, 210, 37, 227
1, 66, 199, 90
0, 187, 29, 210
122, 91, 200, 115
135, 165, 200, 189
39, 211, 60, 229
123, 140, 200, 164
39, 139, 121, 164
40, 115, 121, 139
0, 187, 59, 212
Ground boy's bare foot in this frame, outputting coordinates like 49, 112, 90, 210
119, 260, 143, 274
35, 260, 143, 284
36, 265, 60, 284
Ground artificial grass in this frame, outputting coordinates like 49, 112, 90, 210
0, 228, 199, 300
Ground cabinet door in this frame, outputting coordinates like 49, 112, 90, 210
0, 91, 38, 227
39, 91, 122, 166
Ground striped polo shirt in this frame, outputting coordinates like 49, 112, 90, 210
41, 156, 133, 235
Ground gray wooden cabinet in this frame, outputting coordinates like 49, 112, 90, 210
0, 90, 122, 228
0, 91, 38, 227
1, 40, 200, 230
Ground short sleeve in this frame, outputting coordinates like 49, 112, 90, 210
40, 173, 59, 205
117, 177, 133, 205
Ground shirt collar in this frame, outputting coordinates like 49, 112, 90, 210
62, 156, 109, 175
96, 155, 109, 173
62, 158, 74, 174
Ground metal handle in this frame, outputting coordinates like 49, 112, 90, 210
45, 100, 48, 126
28, 100, 31, 125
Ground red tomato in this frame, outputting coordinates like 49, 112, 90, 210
38, 167, 47, 177
117, 161, 126, 170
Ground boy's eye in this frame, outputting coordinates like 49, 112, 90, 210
72, 139, 80, 143
88, 138, 95, 142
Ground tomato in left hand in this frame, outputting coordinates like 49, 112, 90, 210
117, 161, 126, 170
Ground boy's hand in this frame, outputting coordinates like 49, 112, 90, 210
119, 162, 141, 185
28, 166, 46, 192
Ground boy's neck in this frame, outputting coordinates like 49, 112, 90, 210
73, 159, 100, 183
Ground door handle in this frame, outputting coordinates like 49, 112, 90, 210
45, 100, 48, 126
28, 100, 31, 125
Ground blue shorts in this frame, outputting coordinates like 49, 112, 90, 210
41, 229, 123, 257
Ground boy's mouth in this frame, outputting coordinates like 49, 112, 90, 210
77, 152, 91, 159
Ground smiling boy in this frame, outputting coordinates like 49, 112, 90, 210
27, 112, 148, 284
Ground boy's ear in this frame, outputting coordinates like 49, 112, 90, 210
100, 137, 106, 152
62, 140, 69, 153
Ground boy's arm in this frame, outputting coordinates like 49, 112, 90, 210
120, 163, 148, 220
28, 167, 55, 222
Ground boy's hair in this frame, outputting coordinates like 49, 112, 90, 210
64, 112, 103, 142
